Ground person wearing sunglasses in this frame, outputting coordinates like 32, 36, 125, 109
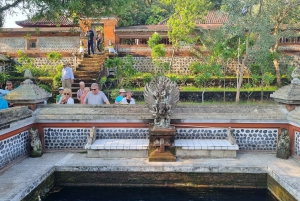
84, 83, 110, 105
59, 88, 74, 104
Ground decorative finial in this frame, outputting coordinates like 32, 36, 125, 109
24, 69, 33, 79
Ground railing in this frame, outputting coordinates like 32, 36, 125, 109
279, 37, 300, 44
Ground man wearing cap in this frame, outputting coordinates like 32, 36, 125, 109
56, 87, 64, 104
121, 89, 135, 104
61, 62, 74, 89
115, 89, 126, 104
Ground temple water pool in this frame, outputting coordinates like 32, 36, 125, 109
44, 186, 278, 201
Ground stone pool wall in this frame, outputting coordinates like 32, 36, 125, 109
176, 128, 278, 151
0, 105, 300, 169
42, 127, 277, 151
0, 131, 29, 169
296, 131, 300, 156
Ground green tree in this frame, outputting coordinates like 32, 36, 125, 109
0, 0, 128, 26
15, 50, 49, 84
193, 28, 240, 102
263, 0, 300, 86
0, 72, 9, 89
189, 62, 222, 103
117, 0, 171, 26
161, 0, 211, 71
148, 32, 170, 74
104, 55, 137, 88
221, 0, 275, 103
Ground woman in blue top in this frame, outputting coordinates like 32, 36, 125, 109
115, 89, 126, 104
0, 89, 9, 110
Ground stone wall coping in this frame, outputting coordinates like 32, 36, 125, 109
34, 104, 288, 122
0, 106, 33, 126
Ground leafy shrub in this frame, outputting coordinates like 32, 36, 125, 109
110, 89, 120, 100
168, 74, 178, 83
47, 52, 63, 62
142, 73, 154, 84
38, 84, 52, 92
99, 76, 107, 89
179, 75, 188, 86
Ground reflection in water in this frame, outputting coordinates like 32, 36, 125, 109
44, 186, 278, 201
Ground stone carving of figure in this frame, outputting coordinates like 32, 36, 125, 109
144, 76, 179, 128
291, 66, 300, 84
276, 128, 290, 159
30, 128, 43, 157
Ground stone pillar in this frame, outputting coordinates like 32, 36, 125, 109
148, 126, 176, 162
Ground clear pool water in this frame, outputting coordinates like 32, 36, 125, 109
44, 186, 278, 201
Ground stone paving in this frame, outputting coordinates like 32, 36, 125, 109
0, 152, 300, 201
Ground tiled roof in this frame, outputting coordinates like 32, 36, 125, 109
115, 25, 170, 32
115, 24, 222, 32
15, 16, 77, 27
158, 10, 228, 25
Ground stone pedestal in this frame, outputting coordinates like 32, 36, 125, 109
148, 126, 176, 162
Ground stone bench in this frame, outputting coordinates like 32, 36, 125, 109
85, 127, 239, 159
85, 127, 149, 158
175, 139, 239, 150
85, 139, 149, 158
175, 139, 239, 158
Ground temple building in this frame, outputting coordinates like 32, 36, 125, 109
0, 11, 299, 73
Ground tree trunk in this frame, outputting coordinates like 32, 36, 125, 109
273, 59, 281, 87
235, 63, 244, 103
202, 90, 205, 103
223, 63, 226, 102
261, 80, 264, 102
236, 36, 249, 103
169, 47, 175, 74
272, 24, 281, 87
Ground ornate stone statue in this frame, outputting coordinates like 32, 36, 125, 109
276, 128, 290, 159
29, 128, 43, 157
144, 76, 180, 162
144, 76, 180, 128
291, 66, 300, 84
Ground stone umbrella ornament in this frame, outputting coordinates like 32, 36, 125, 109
3, 69, 52, 110
270, 66, 300, 111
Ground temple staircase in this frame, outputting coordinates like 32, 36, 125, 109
72, 53, 108, 102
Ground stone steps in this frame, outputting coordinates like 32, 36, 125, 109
71, 53, 109, 101
77, 67, 102, 71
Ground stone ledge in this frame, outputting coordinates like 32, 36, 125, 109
35, 104, 288, 122
85, 139, 149, 150
175, 139, 239, 150
0, 106, 33, 128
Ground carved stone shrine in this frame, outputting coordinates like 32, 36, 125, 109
144, 76, 180, 162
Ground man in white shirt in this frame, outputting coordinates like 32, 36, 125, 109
84, 83, 110, 105
61, 62, 74, 89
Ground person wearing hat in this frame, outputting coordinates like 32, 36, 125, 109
115, 89, 126, 104
56, 87, 64, 104
121, 89, 135, 104
0, 89, 9, 110
61, 62, 74, 89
